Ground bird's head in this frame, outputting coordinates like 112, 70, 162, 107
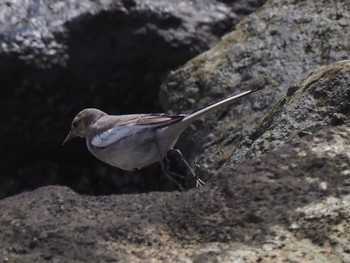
63, 108, 106, 145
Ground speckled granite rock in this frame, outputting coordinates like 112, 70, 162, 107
227, 60, 350, 167
160, 0, 349, 178
1, 124, 349, 262
0, 1, 350, 263
0, 0, 266, 198
1, 58, 350, 262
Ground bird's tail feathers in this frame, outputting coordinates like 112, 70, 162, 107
180, 89, 254, 125
157, 89, 258, 153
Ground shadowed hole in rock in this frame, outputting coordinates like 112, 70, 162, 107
0, 10, 214, 198
0, 0, 269, 199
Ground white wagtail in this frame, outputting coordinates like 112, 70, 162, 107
63, 90, 256, 189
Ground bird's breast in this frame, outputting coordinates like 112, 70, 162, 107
87, 131, 161, 171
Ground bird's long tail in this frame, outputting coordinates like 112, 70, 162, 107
181, 89, 254, 125
157, 89, 258, 155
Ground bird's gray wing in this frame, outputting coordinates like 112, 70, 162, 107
90, 113, 185, 148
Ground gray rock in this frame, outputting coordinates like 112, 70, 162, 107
1, 0, 350, 258
1, 58, 350, 262
160, 0, 349, 178
1, 124, 349, 262
0, 0, 266, 198
228, 60, 350, 167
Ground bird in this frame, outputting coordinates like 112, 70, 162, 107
63, 89, 256, 189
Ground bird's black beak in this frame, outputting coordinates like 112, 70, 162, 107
62, 132, 72, 145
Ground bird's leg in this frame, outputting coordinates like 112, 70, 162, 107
194, 157, 201, 175
153, 139, 184, 190
159, 157, 185, 190
163, 157, 185, 180
167, 149, 205, 188
193, 156, 217, 185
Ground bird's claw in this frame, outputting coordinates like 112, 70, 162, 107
195, 177, 206, 188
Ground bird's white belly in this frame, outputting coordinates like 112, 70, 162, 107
102, 142, 160, 171
87, 125, 181, 171
88, 132, 165, 171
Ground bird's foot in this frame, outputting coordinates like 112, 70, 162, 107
195, 176, 206, 188
166, 149, 205, 189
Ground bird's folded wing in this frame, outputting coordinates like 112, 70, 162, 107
91, 113, 185, 148
129, 113, 185, 126
91, 125, 140, 147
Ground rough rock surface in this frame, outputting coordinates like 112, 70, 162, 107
228, 60, 350, 166
1, 125, 349, 262
160, 0, 349, 178
0, 0, 266, 198
1, 59, 350, 262
1, 0, 350, 259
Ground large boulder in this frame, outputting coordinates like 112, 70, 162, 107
1, 67, 349, 260
228, 60, 350, 167
160, 0, 349, 178
1, 0, 349, 260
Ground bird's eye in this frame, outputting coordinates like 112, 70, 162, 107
72, 122, 77, 128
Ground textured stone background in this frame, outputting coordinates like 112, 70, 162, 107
0, 0, 266, 198
0, 0, 350, 261
160, 0, 349, 178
